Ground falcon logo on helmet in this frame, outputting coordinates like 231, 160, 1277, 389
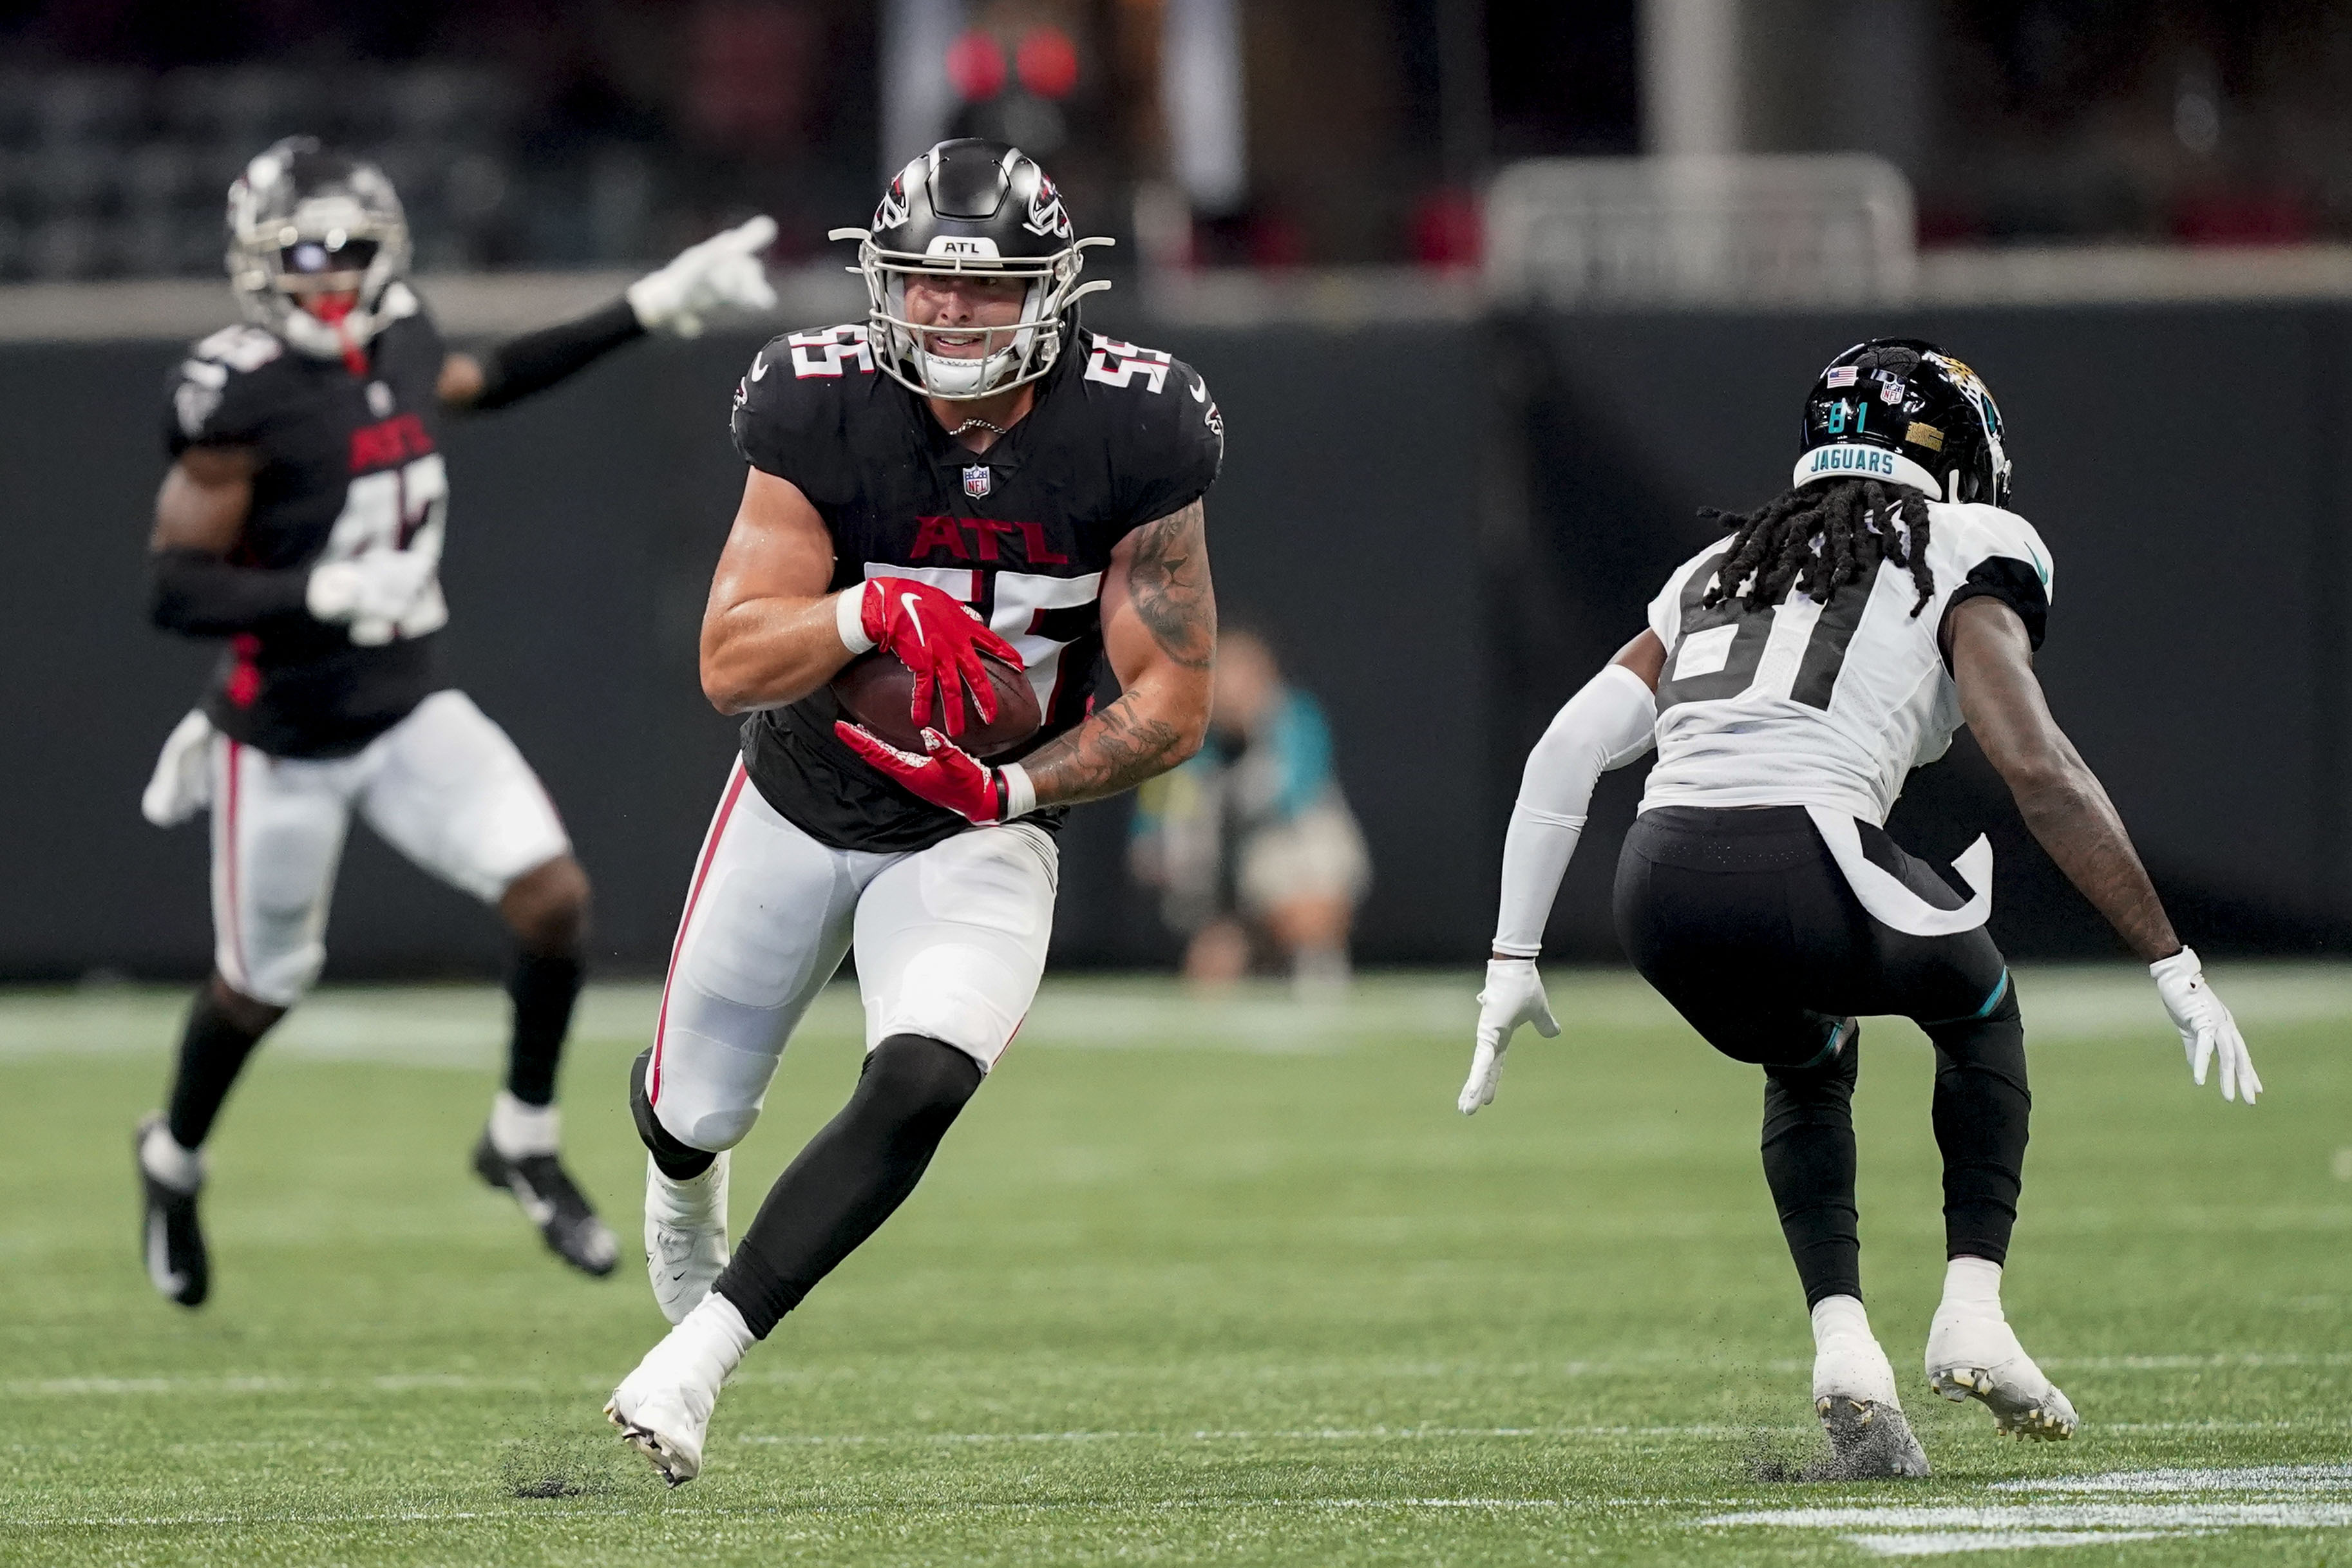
1023, 175, 1072, 241
828, 138, 1114, 401
1793, 337, 2013, 508
224, 136, 414, 365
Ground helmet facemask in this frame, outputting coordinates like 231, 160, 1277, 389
849, 237, 1106, 401
225, 142, 412, 364
831, 139, 1113, 402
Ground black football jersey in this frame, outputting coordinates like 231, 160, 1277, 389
162, 285, 450, 759
730, 321, 1225, 853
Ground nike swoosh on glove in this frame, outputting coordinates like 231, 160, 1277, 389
307, 550, 437, 646
627, 216, 778, 338
2150, 946, 2262, 1104
1459, 958, 1560, 1114
835, 724, 1031, 824
848, 579, 1023, 740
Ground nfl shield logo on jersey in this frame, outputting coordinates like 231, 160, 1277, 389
963, 464, 992, 498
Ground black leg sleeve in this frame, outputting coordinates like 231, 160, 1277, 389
630, 1048, 717, 1181
505, 949, 583, 1108
1925, 979, 2030, 1265
714, 1034, 983, 1339
1761, 1030, 1863, 1308
166, 985, 276, 1148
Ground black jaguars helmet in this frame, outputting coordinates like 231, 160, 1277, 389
829, 138, 1112, 401
225, 137, 412, 363
1794, 337, 2011, 508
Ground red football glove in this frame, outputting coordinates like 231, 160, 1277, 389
848, 580, 1022, 740
835, 723, 1034, 824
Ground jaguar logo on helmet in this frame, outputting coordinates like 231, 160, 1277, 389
1792, 337, 2013, 509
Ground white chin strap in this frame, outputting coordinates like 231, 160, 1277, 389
277, 303, 368, 361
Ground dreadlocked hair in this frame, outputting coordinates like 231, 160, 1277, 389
1698, 477, 1935, 618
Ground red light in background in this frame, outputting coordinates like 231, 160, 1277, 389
947, 30, 1008, 101
1016, 26, 1079, 100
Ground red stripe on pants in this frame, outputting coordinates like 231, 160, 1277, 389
649, 762, 750, 1106
222, 739, 249, 988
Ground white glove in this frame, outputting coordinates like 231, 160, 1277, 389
2150, 946, 2261, 1104
1459, 958, 1560, 1115
140, 708, 216, 827
627, 215, 777, 338
307, 550, 437, 647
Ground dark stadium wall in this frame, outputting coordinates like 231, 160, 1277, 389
0, 317, 1488, 982
3, 303, 2344, 983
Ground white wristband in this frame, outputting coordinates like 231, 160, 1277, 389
998, 762, 1036, 820
835, 584, 877, 656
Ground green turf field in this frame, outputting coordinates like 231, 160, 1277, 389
3, 967, 2348, 1565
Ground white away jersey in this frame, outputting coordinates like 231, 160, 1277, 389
1638, 501, 2053, 823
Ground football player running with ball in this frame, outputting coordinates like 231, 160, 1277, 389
605, 140, 1222, 1484
135, 137, 777, 1305
1457, 339, 2259, 1477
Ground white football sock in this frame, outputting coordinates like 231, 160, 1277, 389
1291, 945, 1351, 1001
489, 1091, 560, 1159
140, 1120, 204, 1192
1940, 1255, 2004, 1314
1811, 1293, 1873, 1347
650, 1157, 726, 1220
679, 1291, 755, 1384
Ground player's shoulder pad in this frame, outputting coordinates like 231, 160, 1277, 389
1072, 330, 1224, 524
1926, 500, 2054, 606
729, 323, 877, 478
167, 321, 295, 452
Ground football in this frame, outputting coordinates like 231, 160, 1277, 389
831, 648, 1043, 759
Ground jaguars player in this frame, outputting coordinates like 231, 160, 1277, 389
1457, 339, 2260, 1477
603, 138, 1223, 1485
135, 137, 776, 1306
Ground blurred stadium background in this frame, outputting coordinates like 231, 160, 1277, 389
8, 6, 2352, 1564
10, 1, 2352, 984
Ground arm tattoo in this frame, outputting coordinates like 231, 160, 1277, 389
1124, 499, 1215, 670
1013, 500, 1213, 808
1018, 690, 1190, 807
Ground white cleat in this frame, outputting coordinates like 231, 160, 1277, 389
644, 1152, 729, 1326
1926, 1307, 2078, 1440
1810, 1314, 1930, 1478
605, 1292, 752, 1487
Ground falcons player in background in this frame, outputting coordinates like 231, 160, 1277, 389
603, 139, 1222, 1484
1458, 339, 2259, 1477
135, 137, 776, 1306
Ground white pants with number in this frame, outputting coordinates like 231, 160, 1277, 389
644, 760, 1059, 1153
209, 690, 571, 1006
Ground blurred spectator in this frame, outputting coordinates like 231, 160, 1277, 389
1129, 629, 1369, 998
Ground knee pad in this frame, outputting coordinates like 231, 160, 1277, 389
629, 1047, 718, 1179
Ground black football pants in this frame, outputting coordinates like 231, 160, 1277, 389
1613, 806, 2030, 1308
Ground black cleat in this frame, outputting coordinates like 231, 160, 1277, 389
135, 1114, 208, 1308
472, 1131, 618, 1277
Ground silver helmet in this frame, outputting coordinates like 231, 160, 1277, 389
830, 139, 1111, 400
225, 137, 412, 363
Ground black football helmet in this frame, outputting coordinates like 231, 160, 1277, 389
225, 137, 412, 362
1794, 338, 2011, 507
830, 138, 1111, 399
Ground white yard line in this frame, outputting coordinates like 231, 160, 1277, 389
5, 962, 2348, 1063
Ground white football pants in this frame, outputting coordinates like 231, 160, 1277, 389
644, 759, 1059, 1153
207, 690, 571, 1006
